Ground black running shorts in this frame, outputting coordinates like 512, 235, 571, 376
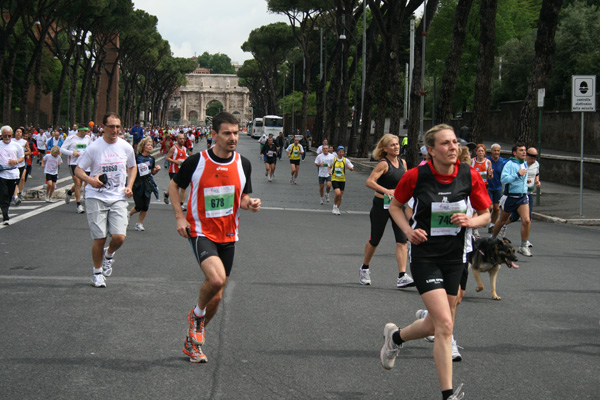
188, 236, 236, 276
410, 260, 464, 296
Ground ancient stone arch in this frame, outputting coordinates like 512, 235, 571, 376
179, 73, 250, 126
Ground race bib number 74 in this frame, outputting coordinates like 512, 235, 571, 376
430, 199, 467, 236
204, 185, 235, 218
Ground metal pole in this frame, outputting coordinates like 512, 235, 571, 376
292, 63, 295, 135
580, 112, 584, 216
404, 64, 408, 121
360, 0, 366, 129
409, 19, 414, 117
419, 2, 427, 140
536, 107, 542, 206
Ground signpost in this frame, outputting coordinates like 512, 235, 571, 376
571, 75, 596, 216
537, 88, 544, 206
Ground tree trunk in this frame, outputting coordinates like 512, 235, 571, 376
2, 38, 20, 126
471, 0, 498, 144
436, 0, 474, 124
516, 0, 564, 145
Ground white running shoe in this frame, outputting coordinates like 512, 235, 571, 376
359, 268, 371, 285
326, 193, 330, 202
332, 205, 337, 214
448, 383, 465, 400
396, 274, 414, 288
415, 309, 435, 342
64, 192, 71, 204
380, 323, 400, 370
518, 246, 532, 257
77, 205, 85, 214
336, 207, 341, 215
91, 274, 106, 288
135, 223, 145, 231
451, 339, 463, 362
498, 225, 507, 238
101, 248, 114, 277
526, 240, 533, 248
320, 197, 324, 205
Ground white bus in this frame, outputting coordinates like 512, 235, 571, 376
262, 115, 284, 138
251, 118, 263, 138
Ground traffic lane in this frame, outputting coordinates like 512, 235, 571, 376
224, 211, 600, 399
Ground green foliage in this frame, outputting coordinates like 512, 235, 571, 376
206, 100, 224, 117
197, 52, 235, 74
280, 91, 316, 115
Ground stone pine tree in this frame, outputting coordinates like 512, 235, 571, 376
435, 0, 474, 125
470, 0, 498, 144
516, 0, 564, 145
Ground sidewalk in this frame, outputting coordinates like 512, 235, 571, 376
350, 158, 600, 226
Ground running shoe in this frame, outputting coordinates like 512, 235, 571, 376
101, 248, 114, 277
320, 197, 324, 205
526, 240, 533, 248
182, 336, 207, 363
448, 383, 465, 400
415, 309, 435, 342
396, 274, 415, 288
332, 205, 337, 215
135, 223, 145, 231
268, 176, 272, 182
3, 219, 9, 226
181, 203, 187, 212
359, 268, 371, 285
77, 205, 85, 214
18, 192, 25, 201
488, 225, 494, 234
64, 191, 71, 204
380, 323, 401, 370
498, 225, 507, 239
451, 339, 463, 362
163, 191, 169, 205
326, 193, 330, 203
187, 310, 205, 345
290, 178, 293, 184
472, 228, 481, 240
518, 246, 532, 257
293, 180, 297, 185
91, 273, 106, 288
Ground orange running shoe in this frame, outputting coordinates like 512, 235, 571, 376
182, 337, 207, 363
187, 309, 205, 345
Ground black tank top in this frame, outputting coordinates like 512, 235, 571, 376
376, 158, 405, 194
410, 162, 473, 263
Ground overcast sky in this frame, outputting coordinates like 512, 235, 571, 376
132, 0, 289, 64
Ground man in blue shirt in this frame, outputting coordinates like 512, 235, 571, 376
130, 121, 144, 148
486, 143, 507, 233
491, 142, 532, 257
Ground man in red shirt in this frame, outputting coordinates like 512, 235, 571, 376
168, 112, 261, 363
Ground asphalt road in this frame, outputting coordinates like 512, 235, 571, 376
1, 135, 599, 399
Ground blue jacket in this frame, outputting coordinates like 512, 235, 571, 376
130, 126, 144, 141
486, 155, 507, 191
501, 158, 528, 195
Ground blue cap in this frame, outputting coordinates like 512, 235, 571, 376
337, 146, 344, 151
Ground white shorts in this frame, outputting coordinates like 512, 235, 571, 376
85, 198, 129, 239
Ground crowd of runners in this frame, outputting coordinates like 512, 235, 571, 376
0, 113, 543, 400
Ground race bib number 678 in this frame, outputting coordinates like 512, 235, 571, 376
204, 185, 235, 218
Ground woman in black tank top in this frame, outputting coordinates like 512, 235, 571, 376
359, 134, 414, 288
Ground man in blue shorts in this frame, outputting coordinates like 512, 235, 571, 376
491, 143, 532, 257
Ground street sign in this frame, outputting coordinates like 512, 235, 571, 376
571, 75, 596, 112
538, 88, 545, 107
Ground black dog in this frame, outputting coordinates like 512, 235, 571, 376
470, 237, 519, 300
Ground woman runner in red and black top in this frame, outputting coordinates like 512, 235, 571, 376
380, 124, 491, 400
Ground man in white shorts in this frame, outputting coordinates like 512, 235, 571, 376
75, 112, 137, 288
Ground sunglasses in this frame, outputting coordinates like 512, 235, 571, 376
526, 153, 537, 157
105, 124, 121, 129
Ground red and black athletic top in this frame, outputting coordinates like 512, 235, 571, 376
395, 160, 491, 263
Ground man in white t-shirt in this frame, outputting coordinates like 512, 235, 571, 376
68, 124, 78, 137
314, 144, 335, 204
1, 125, 25, 225
75, 113, 137, 288
61, 126, 92, 213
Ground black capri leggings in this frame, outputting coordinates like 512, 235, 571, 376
368, 196, 407, 247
